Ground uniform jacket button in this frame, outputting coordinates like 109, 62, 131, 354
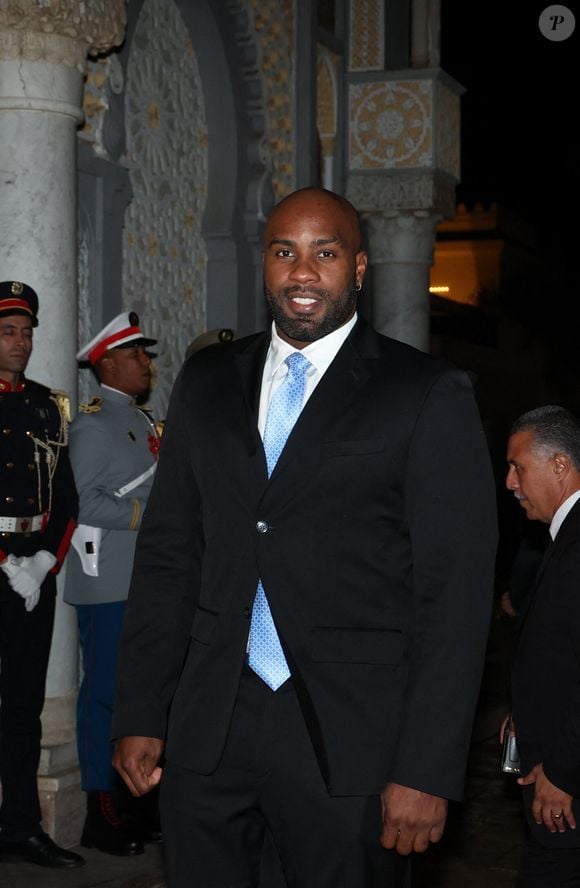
256, 520, 269, 534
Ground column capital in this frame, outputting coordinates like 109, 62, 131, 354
347, 170, 456, 219
363, 209, 440, 265
0, 0, 126, 72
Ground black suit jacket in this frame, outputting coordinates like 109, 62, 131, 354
112, 320, 497, 801
512, 498, 580, 846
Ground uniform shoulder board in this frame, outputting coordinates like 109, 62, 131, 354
50, 389, 72, 423
79, 396, 103, 414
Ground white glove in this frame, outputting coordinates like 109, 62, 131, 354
1, 553, 21, 577
4, 550, 57, 612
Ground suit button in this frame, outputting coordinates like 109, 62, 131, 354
5, 496, 14, 504
244, 607, 251, 618
5, 463, 14, 469
256, 520, 269, 534
2, 428, 12, 435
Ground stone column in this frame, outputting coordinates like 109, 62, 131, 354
365, 211, 440, 351
0, 0, 126, 845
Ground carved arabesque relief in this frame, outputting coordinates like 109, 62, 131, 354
0, 1, 125, 51
122, 0, 208, 418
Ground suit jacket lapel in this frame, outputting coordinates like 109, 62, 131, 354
516, 498, 580, 633
268, 321, 377, 482
515, 537, 555, 632
233, 334, 269, 449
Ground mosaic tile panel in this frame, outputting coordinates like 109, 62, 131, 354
250, 0, 295, 199
348, 0, 384, 72
349, 79, 433, 170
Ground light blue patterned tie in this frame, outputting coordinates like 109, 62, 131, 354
248, 352, 311, 689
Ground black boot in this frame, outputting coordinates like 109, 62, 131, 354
81, 791, 144, 856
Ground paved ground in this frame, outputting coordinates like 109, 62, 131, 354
1, 613, 526, 887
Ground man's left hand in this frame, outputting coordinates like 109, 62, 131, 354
518, 762, 576, 833
380, 782, 448, 855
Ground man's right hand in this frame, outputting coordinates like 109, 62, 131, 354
113, 736, 164, 797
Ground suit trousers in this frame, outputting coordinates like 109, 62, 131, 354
160, 667, 411, 888
0, 573, 56, 840
76, 601, 126, 790
519, 833, 580, 887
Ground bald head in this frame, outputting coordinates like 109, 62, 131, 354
264, 187, 363, 253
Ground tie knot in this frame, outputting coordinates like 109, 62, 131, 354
284, 352, 310, 378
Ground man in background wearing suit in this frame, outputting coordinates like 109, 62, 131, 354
112, 187, 498, 888
64, 313, 161, 856
506, 405, 580, 887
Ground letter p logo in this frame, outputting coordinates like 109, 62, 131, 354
539, 5, 576, 40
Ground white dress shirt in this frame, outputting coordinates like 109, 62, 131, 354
550, 490, 580, 540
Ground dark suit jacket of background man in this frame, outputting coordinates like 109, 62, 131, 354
512, 498, 580, 846
112, 319, 498, 803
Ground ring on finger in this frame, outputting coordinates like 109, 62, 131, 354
551, 811, 563, 819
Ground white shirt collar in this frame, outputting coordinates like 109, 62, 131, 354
267, 312, 358, 377
550, 490, 580, 539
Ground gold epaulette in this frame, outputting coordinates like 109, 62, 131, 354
79, 396, 103, 414
51, 389, 72, 423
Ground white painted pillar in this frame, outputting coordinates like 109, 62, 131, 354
0, 54, 82, 393
0, 3, 126, 844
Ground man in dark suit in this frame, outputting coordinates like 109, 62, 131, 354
112, 187, 497, 887
506, 405, 580, 887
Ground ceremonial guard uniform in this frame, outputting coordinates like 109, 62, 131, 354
64, 387, 159, 606
64, 312, 160, 855
0, 281, 83, 869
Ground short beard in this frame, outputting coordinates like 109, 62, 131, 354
264, 283, 358, 343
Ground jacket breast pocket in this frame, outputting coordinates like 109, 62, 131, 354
323, 439, 385, 458
309, 626, 404, 665
190, 606, 218, 645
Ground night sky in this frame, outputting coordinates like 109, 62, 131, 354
441, 1, 578, 263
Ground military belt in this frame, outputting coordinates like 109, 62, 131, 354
0, 514, 43, 533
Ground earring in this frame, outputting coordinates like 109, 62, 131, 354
356, 283, 362, 292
